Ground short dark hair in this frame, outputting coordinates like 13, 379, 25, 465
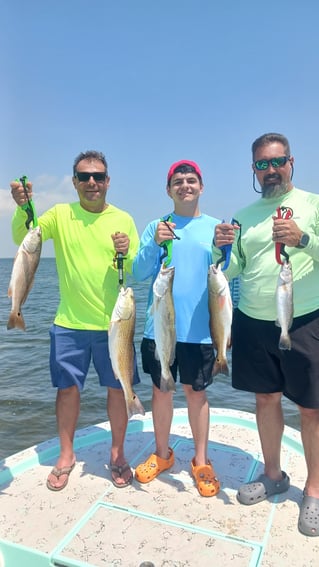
73, 150, 108, 176
251, 133, 291, 159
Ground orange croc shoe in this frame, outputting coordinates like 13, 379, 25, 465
191, 458, 220, 497
135, 448, 174, 483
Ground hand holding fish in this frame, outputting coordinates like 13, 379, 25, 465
10, 180, 33, 207
154, 220, 177, 245
214, 222, 239, 248
111, 232, 129, 255
272, 217, 303, 248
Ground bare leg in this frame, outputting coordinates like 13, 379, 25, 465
183, 385, 209, 466
47, 385, 79, 489
107, 387, 131, 485
152, 384, 174, 460
255, 392, 284, 480
299, 406, 319, 498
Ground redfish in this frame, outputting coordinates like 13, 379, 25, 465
152, 264, 176, 392
109, 286, 145, 418
7, 226, 42, 330
208, 264, 233, 376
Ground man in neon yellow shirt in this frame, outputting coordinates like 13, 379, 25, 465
10, 150, 140, 491
214, 133, 319, 537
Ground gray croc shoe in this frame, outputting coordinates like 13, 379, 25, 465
237, 472, 290, 505
298, 494, 319, 537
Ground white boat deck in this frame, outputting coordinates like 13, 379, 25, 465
0, 408, 318, 566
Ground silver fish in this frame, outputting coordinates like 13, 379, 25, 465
7, 226, 42, 330
276, 260, 293, 350
208, 264, 233, 376
109, 286, 145, 419
152, 264, 176, 392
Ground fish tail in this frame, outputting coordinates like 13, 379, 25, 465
279, 334, 291, 350
7, 311, 26, 331
160, 371, 176, 393
212, 356, 229, 377
126, 392, 145, 419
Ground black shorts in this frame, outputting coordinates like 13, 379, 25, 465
232, 308, 319, 409
141, 338, 215, 392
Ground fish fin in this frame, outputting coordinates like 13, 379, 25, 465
160, 372, 176, 393
212, 357, 229, 377
218, 295, 227, 309
279, 334, 291, 350
126, 392, 145, 419
7, 311, 26, 331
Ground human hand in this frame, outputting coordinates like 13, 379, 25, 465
111, 232, 129, 255
10, 179, 33, 206
272, 217, 303, 248
214, 222, 239, 248
154, 220, 177, 245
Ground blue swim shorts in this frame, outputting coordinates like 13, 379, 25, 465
49, 324, 140, 391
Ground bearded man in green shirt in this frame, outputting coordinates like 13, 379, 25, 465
214, 133, 319, 537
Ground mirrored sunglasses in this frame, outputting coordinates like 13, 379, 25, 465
254, 156, 290, 171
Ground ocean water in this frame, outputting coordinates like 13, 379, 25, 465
0, 257, 300, 461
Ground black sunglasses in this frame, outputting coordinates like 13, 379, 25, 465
254, 156, 290, 171
75, 171, 107, 182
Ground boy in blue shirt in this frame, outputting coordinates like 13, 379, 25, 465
133, 160, 220, 497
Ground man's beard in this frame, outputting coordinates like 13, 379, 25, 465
261, 174, 290, 198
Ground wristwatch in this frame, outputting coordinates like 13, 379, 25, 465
296, 232, 310, 249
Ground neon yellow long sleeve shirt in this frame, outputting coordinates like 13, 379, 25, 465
12, 202, 140, 330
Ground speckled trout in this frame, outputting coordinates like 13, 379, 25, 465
7, 226, 42, 331
276, 260, 293, 350
152, 264, 176, 392
109, 286, 145, 419
208, 264, 232, 376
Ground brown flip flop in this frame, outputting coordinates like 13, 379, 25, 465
46, 462, 76, 492
109, 462, 133, 488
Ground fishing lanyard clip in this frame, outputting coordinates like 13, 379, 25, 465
159, 215, 180, 266
113, 252, 126, 285
215, 218, 237, 271
18, 175, 38, 229
275, 206, 293, 265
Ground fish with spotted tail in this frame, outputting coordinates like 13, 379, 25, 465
7, 226, 42, 330
152, 264, 176, 392
208, 263, 232, 376
276, 260, 293, 350
108, 286, 145, 418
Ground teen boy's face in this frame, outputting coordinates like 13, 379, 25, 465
167, 172, 203, 203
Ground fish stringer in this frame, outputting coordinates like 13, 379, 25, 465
159, 214, 180, 267
17, 175, 38, 229
275, 206, 293, 265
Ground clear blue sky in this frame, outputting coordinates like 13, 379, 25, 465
1, 0, 319, 257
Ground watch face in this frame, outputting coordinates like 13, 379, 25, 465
299, 233, 310, 248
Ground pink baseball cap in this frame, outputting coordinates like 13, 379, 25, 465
167, 160, 202, 183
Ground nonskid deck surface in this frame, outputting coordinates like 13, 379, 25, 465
0, 408, 318, 567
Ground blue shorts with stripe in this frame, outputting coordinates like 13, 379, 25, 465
49, 324, 140, 391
